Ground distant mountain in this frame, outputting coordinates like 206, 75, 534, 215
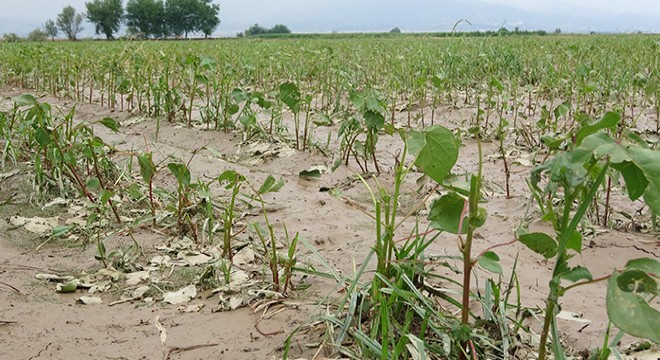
220, 0, 660, 35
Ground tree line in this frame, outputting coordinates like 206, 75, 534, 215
40, 0, 220, 41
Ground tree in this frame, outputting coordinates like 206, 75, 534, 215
243, 23, 291, 36
244, 23, 267, 36
389, 27, 401, 33
125, 0, 166, 38
57, 6, 85, 40
269, 24, 291, 34
197, 0, 220, 38
165, 0, 219, 38
27, 28, 48, 42
85, 0, 124, 39
44, 20, 58, 40
2, 33, 21, 43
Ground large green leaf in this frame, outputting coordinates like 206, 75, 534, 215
13, 94, 37, 106
628, 147, 660, 214
575, 112, 620, 146
411, 126, 459, 184
607, 271, 660, 343
518, 232, 557, 259
428, 192, 467, 234
34, 127, 52, 147
612, 161, 648, 201
624, 258, 660, 277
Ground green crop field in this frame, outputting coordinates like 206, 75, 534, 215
0, 34, 658, 359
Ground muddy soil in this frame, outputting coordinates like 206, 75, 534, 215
0, 86, 658, 359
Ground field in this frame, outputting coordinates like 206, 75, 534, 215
0, 34, 659, 359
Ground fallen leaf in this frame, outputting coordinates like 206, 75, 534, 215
163, 285, 197, 305
178, 303, 205, 313
233, 247, 256, 265
132, 285, 150, 299
42, 197, 67, 210
229, 295, 244, 310
125, 271, 150, 286
0, 169, 20, 180
77, 296, 102, 305
154, 316, 167, 347
10, 215, 59, 234
56, 280, 79, 293
36, 274, 75, 282
557, 311, 591, 324
181, 253, 213, 266
229, 270, 250, 288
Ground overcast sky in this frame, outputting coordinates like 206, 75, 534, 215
1, 0, 659, 36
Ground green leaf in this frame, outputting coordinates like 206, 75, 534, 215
478, 251, 503, 275
518, 232, 557, 259
100, 189, 114, 205
560, 266, 593, 283
13, 94, 37, 106
627, 147, 660, 214
607, 271, 660, 343
616, 269, 658, 295
566, 231, 583, 253
411, 126, 459, 184
86, 177, 101, 190
137, 153, 156, 183
34, 127, 52, 147
217, 170, 244, 188
313, 113, 332, 126
612, 162, 648, 201
52, 225, 75, 237
363, 110, 384, 131
167, 163, 191, 187
299, 168, 322, 180
56, 280, 78, 293
99, 117, 120, 133
624, 258, 660, 277
259, 176, 284, 194
428, 192, 467, 234
279, 82, 301, 113
575, 112, 620, 146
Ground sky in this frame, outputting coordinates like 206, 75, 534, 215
1, 0, 659, 37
